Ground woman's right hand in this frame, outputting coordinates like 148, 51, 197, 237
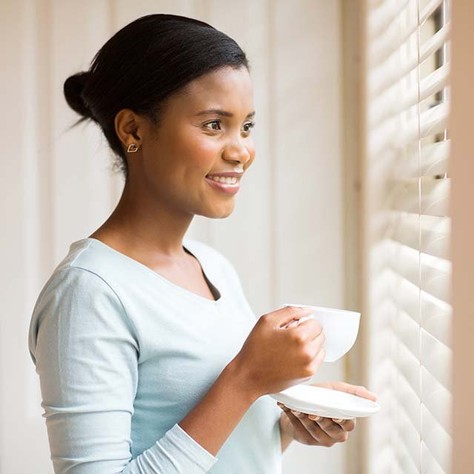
230, 306, 326, 397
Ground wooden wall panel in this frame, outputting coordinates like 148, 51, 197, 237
451, 1, 474, 472
1, 1, 54, 472
0, 2, 347, 473
200, 0, 275, 314
272, 2, 346, 473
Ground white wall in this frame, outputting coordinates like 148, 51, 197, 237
0, 1, 346, 472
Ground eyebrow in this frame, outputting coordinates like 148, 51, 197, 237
195, 109, 256, 119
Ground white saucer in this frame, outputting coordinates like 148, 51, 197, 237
271, 385, 380, 419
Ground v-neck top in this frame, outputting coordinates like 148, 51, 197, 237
28, 238, 282, 474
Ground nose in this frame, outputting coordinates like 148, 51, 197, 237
222, 137, 253, 166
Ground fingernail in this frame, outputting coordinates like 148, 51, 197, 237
332, 418, 343, 423
290, 410, 301, 416
308, 415, 321, 422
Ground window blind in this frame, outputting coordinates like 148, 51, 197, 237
363, 0, 451, 473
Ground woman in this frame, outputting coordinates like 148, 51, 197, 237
28, 14, 375, 473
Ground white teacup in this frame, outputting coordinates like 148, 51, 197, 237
284, 304, 361, 362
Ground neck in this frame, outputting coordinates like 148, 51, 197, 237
90, 180, 194, 258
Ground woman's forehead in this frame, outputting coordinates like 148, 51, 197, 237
178, 67, 254, 111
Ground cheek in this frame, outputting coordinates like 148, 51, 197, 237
178, 133, 221, 168
246, 141, 256, 168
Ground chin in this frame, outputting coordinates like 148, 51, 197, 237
201, 204, 235, 219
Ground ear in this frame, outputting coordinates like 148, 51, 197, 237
114, 109, 143, 152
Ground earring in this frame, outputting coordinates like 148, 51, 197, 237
127, 143, 140, 153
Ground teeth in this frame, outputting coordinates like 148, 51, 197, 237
208, 176, 238, 185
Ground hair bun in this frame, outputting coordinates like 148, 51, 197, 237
63, 72, 94, 120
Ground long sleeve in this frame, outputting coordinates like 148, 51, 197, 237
29, 267, 217, 474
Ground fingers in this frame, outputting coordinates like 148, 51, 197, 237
260, 306, 324, 347
309, 346, 326, 375
283, 316, 324, 347
309, 415, 356, 434
294, 317, 324, 342
304, 414, 350, 444
280, 406, 318, 445
278, 404, 351, 447
331, 418, 356, 432
262, 306, 316, 329
317, 381, 377, 401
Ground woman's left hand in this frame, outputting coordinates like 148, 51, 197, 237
278, 381, 377, 449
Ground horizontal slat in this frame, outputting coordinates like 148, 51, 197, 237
370, 64, 449, 127
389, 214, 450, 260
396, 368, 422, 424
368, 102, 449, 156
367, 113, 402, 156
420, 0, 445, 26
401, 101, 449, 145
369, 0, 444, 64
421, 328, 451, 389
391, 176, 450, 218
369, 6, 417, 66
420, 21, 450, 64
420, 140, 450, 177
369, 22, 450, 97
395, 450, 420, 474
420, 251, 451, 304
397, 308, 420, 359
394, 335, 451, 416
421, 293, 452, 347
422, 443, 449, 474
368, 0, 410, 38
422, 402, 451, 471
388, 273, 452, 348
401, 63, 450, 111
392, 276, 421, 324
387, 215, 451, 237
395, 339, 421, 395
388, 365, 451, 440
390, 272, 452, 344
395, 140, 450, 179
395, 406, 422, 468
373, 448, 399, 474
422, 366, 452, 432
388, 243, 451, 302
372, 362, 396, 406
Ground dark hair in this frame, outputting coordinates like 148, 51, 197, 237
64, 14, 249, 174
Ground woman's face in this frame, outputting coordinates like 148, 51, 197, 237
132, 66, 255, 219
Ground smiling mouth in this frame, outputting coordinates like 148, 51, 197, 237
205, 174, 242, 195
206, 175, 239, 185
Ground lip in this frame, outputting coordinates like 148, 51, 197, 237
206, 171, 244, 178
205, 172, 243, 195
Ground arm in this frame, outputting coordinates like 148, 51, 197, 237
30, 268, 324, 473
31, 268, 216, 474
179, 306, 326, 455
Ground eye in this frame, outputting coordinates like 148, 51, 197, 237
203, 120, 222, 131
242, 121, 255, 134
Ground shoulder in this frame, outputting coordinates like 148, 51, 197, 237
29, 241, 134, 362
35, 239, 123, 304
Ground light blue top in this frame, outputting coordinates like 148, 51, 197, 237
28, 238, 282, 473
